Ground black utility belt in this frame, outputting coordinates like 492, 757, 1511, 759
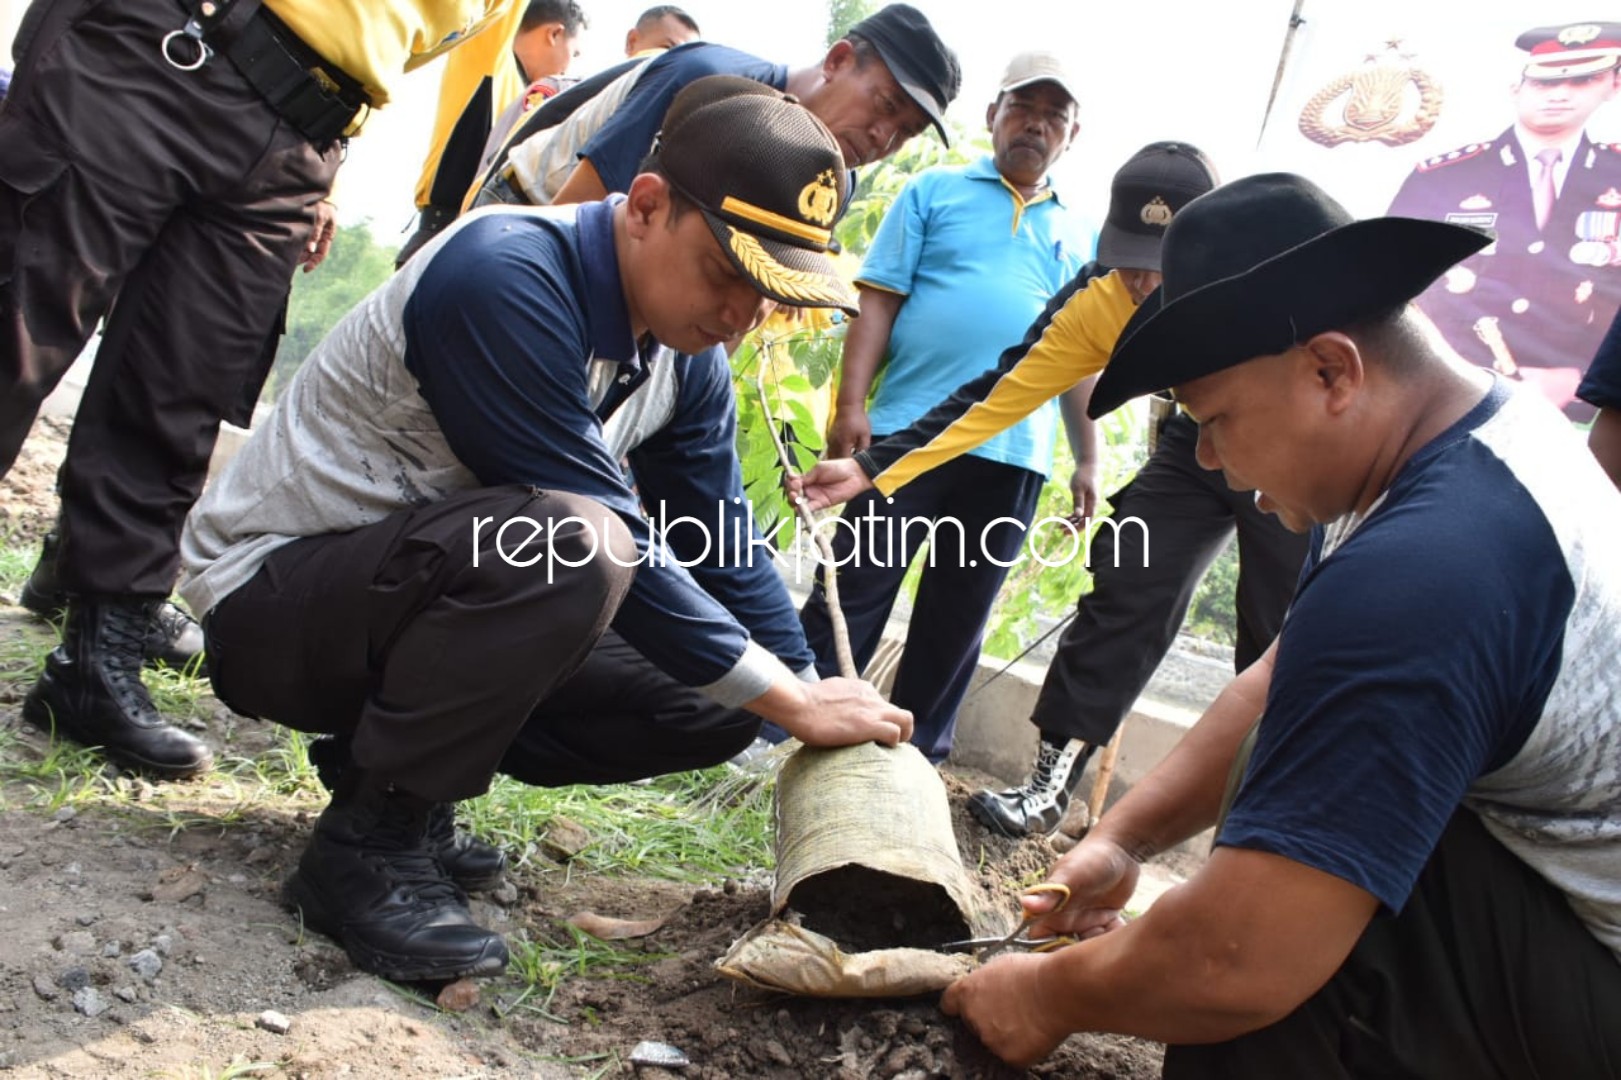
196, 2, 371, 145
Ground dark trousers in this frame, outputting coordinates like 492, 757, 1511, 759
0, 0, 339, 596
1031, 415, 1309, 743
496, 628, 761, 788
1165, 810, 1621, 1078
205, 487, 660, 802
800, 453, 1045, 762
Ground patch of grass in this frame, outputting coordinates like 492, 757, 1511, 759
213, 726, 321, 798
463, 765, 774, 883
0, 539, 38, 597
500, 923, 674, 1022
0, 721, 120, 810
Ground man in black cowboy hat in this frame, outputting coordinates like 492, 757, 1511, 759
942, 173, 1621, 1075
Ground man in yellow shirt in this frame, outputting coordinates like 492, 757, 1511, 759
0, 0, 511, 780
396, 0, 595, 267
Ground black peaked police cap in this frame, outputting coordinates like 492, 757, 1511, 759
1087, 173, 1493, 419
652, 76, 858, 316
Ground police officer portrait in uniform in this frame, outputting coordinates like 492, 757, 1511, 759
1388, 21, 1621, 421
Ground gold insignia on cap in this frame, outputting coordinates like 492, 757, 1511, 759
797, 170, 840, 228
727, 230, 846, 306
1599, 187, 1621, 209
1298, 41, 1442, 148
1460, 194, 1492, 211
721, 196, 830, 245
1560, 24, 1603, 46
1140, 197, 1173, 227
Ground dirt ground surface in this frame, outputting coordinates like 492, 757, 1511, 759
0, 417, 69, 548
0, 419, 1181, 1078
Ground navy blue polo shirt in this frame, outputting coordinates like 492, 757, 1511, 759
401, 199, 813, 692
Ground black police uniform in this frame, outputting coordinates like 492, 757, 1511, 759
1388, 129, 1621, 421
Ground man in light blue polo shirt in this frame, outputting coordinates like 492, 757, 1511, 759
800, 52, 1092, 761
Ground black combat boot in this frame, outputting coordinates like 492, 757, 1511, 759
283, 771, 509, 981
21, 597, 214, 778
967, 735, 1098, 838
20, 531, 206, 670
306, 735, 507, 892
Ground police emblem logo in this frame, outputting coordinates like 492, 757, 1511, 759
1298, 40, 1443, 148
1598, 188, 1621, 209
797, 170, 840, 227
1559, 24, 1603, 46
1459, 194, 1493, 211
1140, 196, 1174, 227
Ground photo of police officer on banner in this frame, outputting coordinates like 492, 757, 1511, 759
1388, 21, 1621, 421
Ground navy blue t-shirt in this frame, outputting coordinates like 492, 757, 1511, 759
1218, 381, 1579, 913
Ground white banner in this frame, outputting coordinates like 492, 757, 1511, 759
1257, 3, 1621, 419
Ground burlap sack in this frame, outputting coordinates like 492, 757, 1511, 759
716, 742, 1008, 997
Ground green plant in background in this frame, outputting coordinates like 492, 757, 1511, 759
980, 404, 1148, 660
1184, 542, 1240, 646
729, 327, 839, 550
263, 220, 398, 401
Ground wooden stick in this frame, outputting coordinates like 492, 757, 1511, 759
753, 368, 857, 678
1087, 724, 1126, 824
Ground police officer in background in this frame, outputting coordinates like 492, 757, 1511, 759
1388, 21, 1621, 421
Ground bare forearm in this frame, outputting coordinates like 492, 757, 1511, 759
1089, 644, 1275, 860
1060, 376, 1099, 466
1029, 846, 1374, 1045
550, 156, 609, 206
836, 287, 902, 406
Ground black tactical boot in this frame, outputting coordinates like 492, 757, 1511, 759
21, 597, 214, 778
283, 772, 509, 981
967, 735, 1098, 838
19, 532, 205, 670
306, 735, 507, 892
